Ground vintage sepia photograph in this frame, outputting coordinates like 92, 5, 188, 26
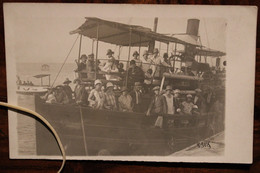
4, 4, 256, 163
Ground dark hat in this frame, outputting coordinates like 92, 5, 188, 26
153, 48, 159, 54
63, 78, 71, 84
121, 86, 128, 92
55, 85, 63, 89
134, 82, 142, 86
73, 78, 81, 84
130, 60, 136, 65
133, 51, 139, 56
88, 53, 94, 57
80, 54, 87, 60
106, 49, 114, 55
165, 85, 172, 91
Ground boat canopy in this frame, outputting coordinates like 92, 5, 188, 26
169, 34, 226, 57
70, 17, 197, 47
194, 47, 226, 57
33, 74, 50, 78
163, 72, 204, 81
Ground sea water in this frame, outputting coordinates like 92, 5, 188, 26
16, 62, 76, 155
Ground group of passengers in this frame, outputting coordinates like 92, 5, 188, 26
74, 48, 196, 85
43, 76, 211, 126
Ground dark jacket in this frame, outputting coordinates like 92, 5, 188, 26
63, 85, 73, 101
129, 90, 143, 112
127, 66, 144, 86
74, 84, 88, 104
147, 94, 167, 115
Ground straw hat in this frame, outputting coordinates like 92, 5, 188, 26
94, 79, 102, 86
152, 86, 160, 91
106, 82, 114, 88
186, 94, 193, 98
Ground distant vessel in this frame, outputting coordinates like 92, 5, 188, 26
41, 64, 50, 71
16, 74, 50, 95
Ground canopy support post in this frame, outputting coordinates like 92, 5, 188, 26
118, 46, 122, 60
78, 34, 83, 61
139, 35, 141, 55
41, 77, 43, 86
92, 39, 95, 54
166, 43, 169, 54
95, 24, 99, 80
125, 28, 132, 87
48, 75, 50, 86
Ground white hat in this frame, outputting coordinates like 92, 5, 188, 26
186, 94, 192, 98
106, 82, 113, 88
195, 88, 202, 93
174, 89, 180, 94
94, 79, 102, 86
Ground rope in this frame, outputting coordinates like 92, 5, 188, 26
79, 106, 88, 155
51, 34, 80, 88
0, 102, 66, 173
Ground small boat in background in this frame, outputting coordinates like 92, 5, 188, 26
16, 74, 50, 95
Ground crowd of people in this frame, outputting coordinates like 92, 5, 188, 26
74, 48, 199, 87
42, 75, 222, 129
41, 47, 224, 129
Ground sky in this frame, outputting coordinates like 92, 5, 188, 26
7, 4, 226, 64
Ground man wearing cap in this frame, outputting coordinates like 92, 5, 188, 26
194, 88, 206, 114
131, 51, 141, 67
86, 53, 95, 72
104, 82, 117, 110
106, 49, 115, 60
146, 86, 167, 128
63, 78, 73, 102
127, 60, 144, 86
88, 79, 105, 109
130, 82, 143, 113
102, 58, 120, 81
181, 94, 195, 115
118, 87, 133, 112
140, 50, 152, 73
150, 48, 171, 77
75, 54, 87, 72
55, 85, 69, 104
74, 78, 88, 105
163, 85, 175, 115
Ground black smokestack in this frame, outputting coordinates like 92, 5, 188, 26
186, 19, 200, 36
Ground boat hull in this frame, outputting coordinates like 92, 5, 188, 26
35, 96, 209, 156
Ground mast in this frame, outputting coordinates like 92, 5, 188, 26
148, 17, 158, 53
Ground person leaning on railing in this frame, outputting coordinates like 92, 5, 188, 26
127, 60, 144, 87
